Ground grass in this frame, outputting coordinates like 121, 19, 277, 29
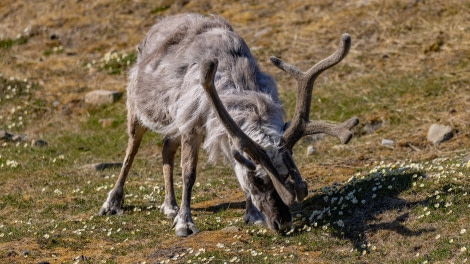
0, 36, 28, 49
85, 51, 137, 75
1, 0, 470, 263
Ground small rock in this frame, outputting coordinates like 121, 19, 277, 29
82, 162, 122, 172
381, 138, 395, 147
84, 90, 123, 106
306, 145, 316, 156
254, 27, 272, 38
0, 130, 13, 141
31, 139, 48, 147
73, 255, 88, 261
99, 118, 116, 128
427, 124, 453, 144
11, 134, 26, 142
332, 145, 347, 151
463, 154, 470, 163
52, 101, 60, 108
221, 226, 240, 233
362, 120, 382, 135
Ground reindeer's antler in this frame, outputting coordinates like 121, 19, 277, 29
200, 59, 296, 205
270, 33, 358, 151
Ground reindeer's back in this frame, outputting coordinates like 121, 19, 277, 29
128, 14, 282, 158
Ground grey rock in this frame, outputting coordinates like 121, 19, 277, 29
11, 134, 26, 142
362, 120, 382, 134
254, 27, 272, 38
462, 154, 470, 163
381, 138, 395, 146
82, 162, 122, 171
0, 130, 13, 141
31, 139, 48, 147
84, 90, 122, 105
221, 226, 240, 233
332, 144, 347, 151
306, 145, 316, 156
427, 124, 453, 144
52, 100, 60, 108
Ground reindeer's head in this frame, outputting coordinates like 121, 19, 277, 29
200, 34, 357, 233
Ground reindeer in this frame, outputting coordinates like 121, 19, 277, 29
99, 13, 358, 237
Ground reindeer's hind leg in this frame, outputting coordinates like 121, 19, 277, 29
99, 110, 146, 215
173, 128, 203, 236
160, 135, 180, 218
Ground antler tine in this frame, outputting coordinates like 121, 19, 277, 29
272, 34, 351, 150
269, 56, 303, 81
200, 59, 296, 205
305, 117, 359, 144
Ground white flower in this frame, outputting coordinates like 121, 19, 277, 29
460, 229, 467, 235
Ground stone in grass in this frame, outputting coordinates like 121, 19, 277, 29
427, 124, 453, 144
12, 134, 27, 142
82, 162, 122, 172
381, 138, 395, 147
0, 130, 13, 141
306, 145, 316, 156
221, 226, 241, 233
84, 90, 123, 106
31, 139, 48, 147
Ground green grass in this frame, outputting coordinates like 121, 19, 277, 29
0, 36, 28, 49
85, 51, 137, 75
280, 72, 449, 126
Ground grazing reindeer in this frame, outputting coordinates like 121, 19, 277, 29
99, 13, 358, 237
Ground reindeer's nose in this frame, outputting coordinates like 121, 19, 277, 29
272, 219, 292, 232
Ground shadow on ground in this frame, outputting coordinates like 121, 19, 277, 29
297, 170, 435, 251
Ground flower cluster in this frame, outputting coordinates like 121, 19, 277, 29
0, 75, 43, 131
2, 159, 19, 168
85, 51, 136, 75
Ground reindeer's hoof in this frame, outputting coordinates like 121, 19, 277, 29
173, 213, 199, 237
175, 223, 199, 237
160, 202, 179, 219
98, 189, 124, 216
244, 207, 266, 226
98, 205, 124, 216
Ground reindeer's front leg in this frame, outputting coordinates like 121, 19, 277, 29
173, 129, 203, 237
244, 195, 266, 226
99, 112, 146, 215
160, 135, 180, 218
